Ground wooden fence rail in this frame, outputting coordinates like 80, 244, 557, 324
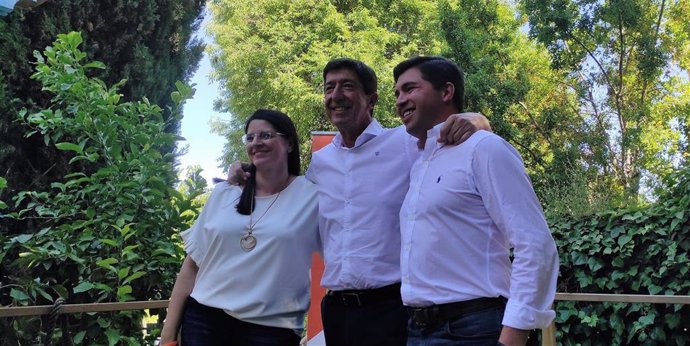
0, 300, 168, 318
1, 293, 689, 345
541, 293, 690, 346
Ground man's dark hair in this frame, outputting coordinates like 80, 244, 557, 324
393, 56, 464, 111
323, 58, 377, 96
236, 109, 301, 215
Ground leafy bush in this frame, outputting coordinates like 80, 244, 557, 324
0, 32, 204, 345
550, 166, 690, 345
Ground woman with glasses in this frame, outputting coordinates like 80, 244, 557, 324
160, 109, 319, 346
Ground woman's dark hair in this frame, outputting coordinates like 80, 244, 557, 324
236, 109, 301, 215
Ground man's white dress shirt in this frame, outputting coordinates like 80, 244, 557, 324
400, 127, 559, 330
306, 120, 418, 290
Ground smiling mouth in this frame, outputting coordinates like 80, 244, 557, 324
330, 105, 349, 112
400, 108, 414, 123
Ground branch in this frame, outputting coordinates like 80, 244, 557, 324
640, 0, 667, 106
616, 10, 626, 135
509, 136, 547, 170
567, 33, 617, 102
518, 101, 554, 146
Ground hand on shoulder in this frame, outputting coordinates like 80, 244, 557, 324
438, 112, 492, 145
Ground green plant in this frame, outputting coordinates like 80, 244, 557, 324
0, 32, 203, 345
550, 166, 690, 345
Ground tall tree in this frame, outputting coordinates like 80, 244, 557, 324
208, 0, 608, 214
437, 0, 615, 215
207, 0, 444, 166
521, 0, 690, 198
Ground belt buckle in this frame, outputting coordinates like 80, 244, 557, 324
340, 292, 362, 306
410, 308, 428, 328
410, 306, 438, 328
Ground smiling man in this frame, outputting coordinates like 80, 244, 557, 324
306, 58, 490, 346
393, 56, 559, 346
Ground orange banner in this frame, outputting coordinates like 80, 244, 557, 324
307, 132, 335, 344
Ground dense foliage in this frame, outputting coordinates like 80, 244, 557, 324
0, 32, 205, 345
550, 165, 690, 344
522, 0, 690, 198
434, 0, 611, 216
206, 0, 689, 215
207, 0, 446, 166
0, 0, 205, 234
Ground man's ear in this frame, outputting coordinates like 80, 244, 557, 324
441, 82, 455, 104
368, 93, 379, 107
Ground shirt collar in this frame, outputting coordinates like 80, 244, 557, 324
419, 122, 444, 152
332, 119, 383, 149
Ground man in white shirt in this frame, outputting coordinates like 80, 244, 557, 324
306, 58, 490, 346
394, 56, 559, 346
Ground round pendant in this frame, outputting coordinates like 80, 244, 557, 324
240, 233, 257, 252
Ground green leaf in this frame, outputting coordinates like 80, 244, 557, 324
96, 258, 118, 268
73, 282, 95, 293
53, 285, 69, 298
666, 313, 681, 329
617, 234, 632, 247
84, 61, 106, 69
117, 267, 130, 280
0, 176, 6, 189
123, 271, 146, 284
11, 234, 33, 243
100, 239, 119, 247
587, 257, 603, 272
55, 142, 83, 153
73, 331, 86, 344
648, 284, 663, 295
105, 328, 120, 346
117, 285, 132, 297
639, 313, 655, 326
10, 288, 30, 301
670, 219, 680, 230
622, 211, 644, 221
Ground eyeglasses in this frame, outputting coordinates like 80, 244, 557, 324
242, 131, 285, 144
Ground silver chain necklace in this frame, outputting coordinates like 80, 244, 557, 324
239, 177, 289, 251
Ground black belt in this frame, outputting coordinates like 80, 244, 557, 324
326, 283, 401, 307
407, 297, 507, 328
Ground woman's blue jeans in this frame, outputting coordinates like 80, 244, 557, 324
180, 297, 301, 346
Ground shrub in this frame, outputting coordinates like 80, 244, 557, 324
0, 32, 203, 345
550, 166, 690, 345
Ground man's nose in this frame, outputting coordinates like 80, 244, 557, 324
331, 84, 345, 99
395, 93, 407, 109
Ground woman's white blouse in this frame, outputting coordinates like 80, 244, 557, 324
182, 176, 319, 331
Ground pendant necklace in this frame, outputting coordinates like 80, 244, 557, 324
240, 181, 285, 252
